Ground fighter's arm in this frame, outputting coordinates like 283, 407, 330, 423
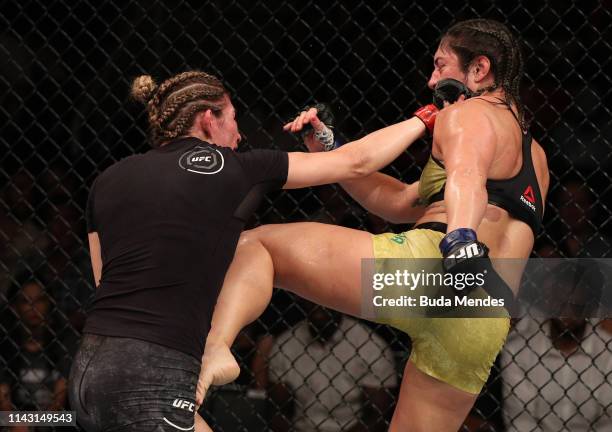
88, 232, 102, 288
283, 113, 427, 189
436, 103, 496, 232
532, 140, 550, 207
340, 175, 426, 223
283, 82, 464, 216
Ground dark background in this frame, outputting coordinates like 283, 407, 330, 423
1, 1, 611, 430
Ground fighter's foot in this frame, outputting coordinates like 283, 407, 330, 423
196, 341, 240, 407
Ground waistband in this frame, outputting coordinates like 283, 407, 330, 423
413, 222, 448, 234
412, 222, 516, 314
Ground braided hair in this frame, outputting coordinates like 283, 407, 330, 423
441, 19, 526, 129
130, 71, 227, 147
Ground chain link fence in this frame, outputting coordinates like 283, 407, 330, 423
1, 0, 611, 430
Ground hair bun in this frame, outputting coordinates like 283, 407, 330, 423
131, 75, 158, 104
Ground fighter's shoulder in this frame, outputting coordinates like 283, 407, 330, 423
438, 97, 491, 119
435, 98, 494, 132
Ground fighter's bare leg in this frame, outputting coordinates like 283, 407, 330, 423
200, 222, 481, 430
197, 233, 276, 404
198, 222, 372, 404
210, 222, 373, 342
390, 361, 477, 432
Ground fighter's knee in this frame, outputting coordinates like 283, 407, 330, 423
238, 227, 260, 245
238, 224, 277, 245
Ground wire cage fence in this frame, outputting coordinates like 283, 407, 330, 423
1, 0, 611, 430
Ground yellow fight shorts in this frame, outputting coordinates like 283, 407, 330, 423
372, 226, 510, 394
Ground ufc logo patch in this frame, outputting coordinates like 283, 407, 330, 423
191, 156, 212, 162
172, 398, 195, 412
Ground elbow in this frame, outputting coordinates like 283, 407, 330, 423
352, 162, 370, 179
332, 137, 372, 179
344, 144, 371, 179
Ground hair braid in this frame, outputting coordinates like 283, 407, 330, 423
131, 70, 227, 147
158, 88, 209, 127
151, 71, 206, 108
162, 103, 208, 140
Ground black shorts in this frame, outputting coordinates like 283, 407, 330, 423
68, 334, 200, 431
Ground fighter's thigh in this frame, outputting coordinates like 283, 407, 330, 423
243, 222, 374, 316
389, 361, 478, 432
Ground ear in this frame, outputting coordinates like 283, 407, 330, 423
470, 55, 491, 83
202, 109, 215, 128
195, 109, 215, 135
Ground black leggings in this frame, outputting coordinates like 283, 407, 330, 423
68, 334, 200, 431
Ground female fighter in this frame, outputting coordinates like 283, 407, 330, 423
200, 18, 550, 432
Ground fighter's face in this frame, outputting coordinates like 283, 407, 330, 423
428, 45, 469, 90
210, 95, 241, 150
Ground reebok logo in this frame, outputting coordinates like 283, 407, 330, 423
523, 185, 535, 203
172, 398, 195, 413
520, 185, 536, 212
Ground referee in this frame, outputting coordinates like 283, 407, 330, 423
67, 70, 431, 431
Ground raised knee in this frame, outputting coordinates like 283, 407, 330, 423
237, 229, 258, 247
238, 224, 277, 246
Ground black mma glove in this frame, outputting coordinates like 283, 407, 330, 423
439, 228, 490, 294
439, 228, 517, 312
414, 79, 473, 135
432, 78, 473, 109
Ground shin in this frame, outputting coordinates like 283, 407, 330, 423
197, 230, 274, 405
207, 230, 274, 346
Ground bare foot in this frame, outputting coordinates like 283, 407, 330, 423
195, 341, 240, 407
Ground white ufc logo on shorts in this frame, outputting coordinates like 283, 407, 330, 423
172, 398, 195, 412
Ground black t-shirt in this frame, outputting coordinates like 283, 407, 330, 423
84, 137, 288, 359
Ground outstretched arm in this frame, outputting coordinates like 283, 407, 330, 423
340, 175, 426, 224
282, 100, 440, 218
283, 114, 427, 189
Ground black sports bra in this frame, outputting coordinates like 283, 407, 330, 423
418, 100, 544, 235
